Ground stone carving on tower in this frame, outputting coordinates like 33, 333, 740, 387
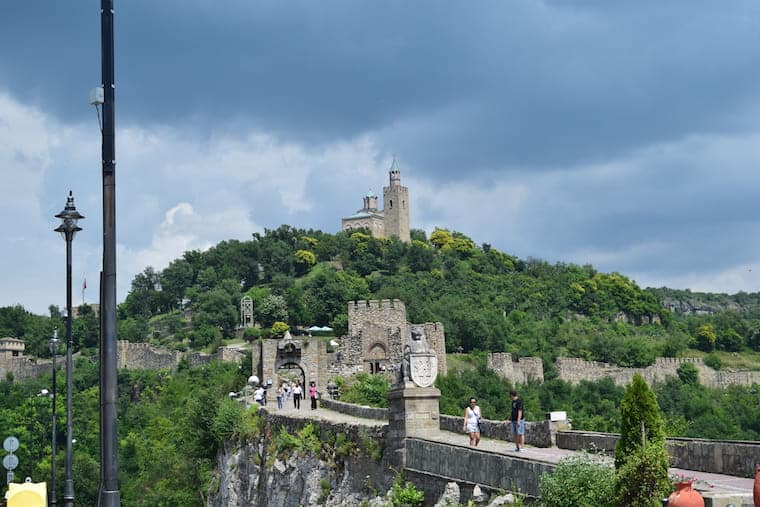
399, 325, 438, 388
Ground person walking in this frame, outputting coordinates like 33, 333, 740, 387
253, 385, 265, 407
293, 382, 302, 409
276, 384, 284, 409
309, 381, 318, 410
505, 390, 525, 452
462, 397, 482, 447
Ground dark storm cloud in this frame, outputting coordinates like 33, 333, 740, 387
3, 1, 759, 180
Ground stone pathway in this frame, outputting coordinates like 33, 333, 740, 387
257, 402, 756, 497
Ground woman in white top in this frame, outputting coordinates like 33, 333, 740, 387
462, 397, 482, 447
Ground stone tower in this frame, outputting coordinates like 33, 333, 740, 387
382, 158, 410, 242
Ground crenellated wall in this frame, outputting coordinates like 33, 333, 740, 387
554, 356, 760, 389
117, 340, 182, 370
345, 299, 446, 378
487, 353, 544, 384
0, 354, 52, 382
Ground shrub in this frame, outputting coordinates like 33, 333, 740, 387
271, 321, 290, 337
614, 442, 671, 507
340, 372, 390, 408
676, 362, 699, 385
703, 353, 722, 370
538, 452, 615, 507
389, 476, 424, 507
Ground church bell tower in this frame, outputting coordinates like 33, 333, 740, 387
382, 157, 410, 242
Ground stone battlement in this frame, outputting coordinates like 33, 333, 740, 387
555, 356, 760, 389
487, 353, 545, 384
349, 299, 405, 310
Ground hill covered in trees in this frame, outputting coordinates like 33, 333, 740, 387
4, 224, 760, 370
3, 225, 760, 505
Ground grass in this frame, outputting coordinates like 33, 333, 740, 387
446, 353, 479, 373
681, 349, 760, 370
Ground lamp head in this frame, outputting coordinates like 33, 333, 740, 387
49, 328, 60, 355
54, 191, 85, 240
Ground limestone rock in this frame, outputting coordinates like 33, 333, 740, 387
434, 482, 460, 506
487, 493, 515, 505
472, 484, 490, 504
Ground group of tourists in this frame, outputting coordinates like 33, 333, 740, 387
462, 390, 524, 452
253, 380, 320, 411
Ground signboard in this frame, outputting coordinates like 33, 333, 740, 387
3, 454, 19, 470
3, 436, 19, 453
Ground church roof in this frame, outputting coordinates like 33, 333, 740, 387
344, 210, 384, 220
389, 156, 400, 172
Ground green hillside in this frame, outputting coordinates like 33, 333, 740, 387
4, 224, 760, 369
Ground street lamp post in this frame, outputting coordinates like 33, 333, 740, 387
55, 191, 84, 507
49, 329, 60, 506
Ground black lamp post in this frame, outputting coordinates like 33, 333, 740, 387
55, 191, 84, 507
49, 329, 60, 506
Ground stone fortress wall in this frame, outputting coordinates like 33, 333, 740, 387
6, 333, 759, 391
1, 340, 247, 381
346, 299, 447, 377
0, 350, 52, 382
554, 356, 760, 389
487, 353, 544, 384
487, 353, 760, 389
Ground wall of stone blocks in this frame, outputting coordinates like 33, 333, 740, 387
345, 300, 447, 378
487, 353, 544, 384
439, 414, 553, 448
0, 355, 51, 382
556, 430, 760, 478
404, 438, 555, 498
348, 299, 408, 337
422, 322, 447, 376
117, 340, 181, 370
259, 337, 325, 389
554, 356, 760, 389
319, 398, 389, 420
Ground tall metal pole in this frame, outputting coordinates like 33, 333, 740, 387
51, 336, 58, 507
54, 194, 81, 507
63, 237, 74, 507
99, 0, 120, 505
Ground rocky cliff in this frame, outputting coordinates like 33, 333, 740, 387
207, 415, 393, 507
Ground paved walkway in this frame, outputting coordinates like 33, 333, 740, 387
258, 402, 756, 497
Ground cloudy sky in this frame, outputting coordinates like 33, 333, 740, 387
3, 1, 760, 315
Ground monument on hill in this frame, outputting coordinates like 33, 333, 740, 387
341, 157, 411, 242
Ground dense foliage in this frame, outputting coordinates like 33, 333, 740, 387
5, 226, 760, 369
539, 453, 616, 507
0, 358, 253, 506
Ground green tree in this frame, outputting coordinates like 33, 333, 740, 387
676, 362, 699, 386
429, 228, 453, 249
256, 294, 289, 327
614, 374, 666, 469
695, 323, 717, 351
614, 442, 671, 507
73, 304, 99, 350
294, 249, 316, 276
271, 321, 289, 337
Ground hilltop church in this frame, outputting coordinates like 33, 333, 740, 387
340, 158, 411, 243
